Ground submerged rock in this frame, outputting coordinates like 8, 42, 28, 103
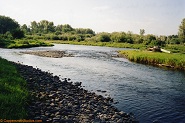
21, 50, 73, 58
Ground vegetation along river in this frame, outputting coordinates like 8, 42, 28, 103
0, 44, 185, 123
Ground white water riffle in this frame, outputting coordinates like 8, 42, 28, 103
0, 44, 185, 123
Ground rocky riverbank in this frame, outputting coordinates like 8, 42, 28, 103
14, 63, 138, 123
21, 50, 73, 58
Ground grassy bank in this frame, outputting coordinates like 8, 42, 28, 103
47, 40, 185, 53
119, 50, 185, 70
7, 39, 54, 48
0, 57, 28, 119
164, 44, 185, 54
48, 40, 147, 49
0, 38, 53, 48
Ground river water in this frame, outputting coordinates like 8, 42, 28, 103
0, 44, 185, 123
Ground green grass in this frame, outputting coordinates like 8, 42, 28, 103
0, 57, 28, 119
7, 39, 54, 48
48, 40, 185, 54
119, 50, 185, 70
47, 40, 147, 49
164, 44, 185, 54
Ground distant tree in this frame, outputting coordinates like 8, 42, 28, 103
140, 29, 145, 36
143, 34, 156, 45
178, 18, 185, 43
97, 32, 111, 42
36, 20, 55, 33
132, 34, 143, 44
0, 15, 24, 39
169, 38, 181, 44
0, 15, 19, 34
159, 35, 167, 42
30, 21, 39, 33
62, 24, 73, 33
167, 35, 178, 44
11, 28, 24, 39
110, 32, 126, 43
75, 28, 95, 35
125, 31, 133, 43
47, 22, 55, 33
21, 24, 31, 34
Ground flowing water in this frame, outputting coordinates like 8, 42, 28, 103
0, 44, 185, 123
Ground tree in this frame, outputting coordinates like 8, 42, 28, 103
21, 24, 31, 34
125, 31, 133, 43
0, 15, 24, 39
30, 21, 38, 34
0, 15, 19, 34
11, 28, 24, 39
140, 29, 145, 36
143, 34, 156, 45
75, 28, 95, 35
97, 32, 111, 42
62, 24, 73, 33
110, 32, 126, 43
178, 18, 185, 43
48, 22, 55, 32
55, 25, 63, 32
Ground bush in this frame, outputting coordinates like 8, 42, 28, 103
97, 33, 111, 42
11, 29, 24, 39
50, 35, 60, 40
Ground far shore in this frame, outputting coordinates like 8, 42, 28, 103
118, 50, 185, 71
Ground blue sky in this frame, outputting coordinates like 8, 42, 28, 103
0, 0, 184, 35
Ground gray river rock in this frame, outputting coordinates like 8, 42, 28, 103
0, 44, 185, 123
14, 63, 136, 123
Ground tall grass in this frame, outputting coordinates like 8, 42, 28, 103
7, 40, 53, 48
164, 44, 185, 54
0, 57, 28, 119
119, 50, 185, 70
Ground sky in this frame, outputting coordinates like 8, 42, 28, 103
0, 0, 185, 35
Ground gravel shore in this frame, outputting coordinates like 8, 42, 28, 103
14, 63, 138, 123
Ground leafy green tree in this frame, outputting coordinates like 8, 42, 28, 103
178, 18, 185, 43
110, 32, 126, 43
75, 28, 95, 35
143, 34, 156, 45
125, 31, 133, 43
55, 25, 63, 32
30, 21, 39, 34
132, 34, 143, 44
11, 28, 24, 39
0, 15, 24, 39
36, 20, 55, 33
167, 35, 178, 44
0, 15, 19, 34
21, 24, 31, 34
3, 31, 13, 39
169, 38, 181, 44
96, 32, 111, 42
62, 24, 73, 33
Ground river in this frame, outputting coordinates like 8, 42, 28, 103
0, 44, 185, 123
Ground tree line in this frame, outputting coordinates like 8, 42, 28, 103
0, 15, 185, 47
